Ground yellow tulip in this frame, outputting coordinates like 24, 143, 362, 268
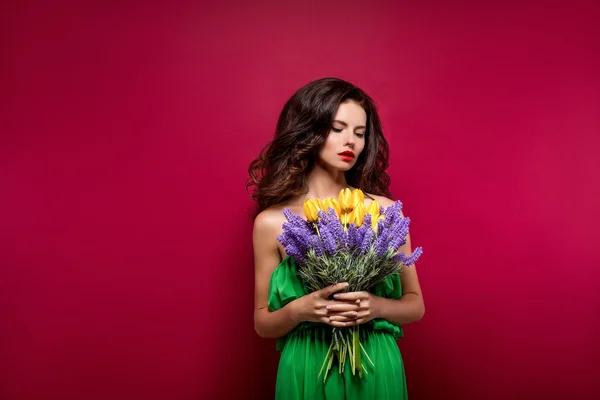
315, 198, 326, 211
303, 199, 319, 222
329, 198, 342, 219
345, 209, 354, 227
321, 198, 336, 216
366, 199, 380, 217
351, 189, 365, 207
365, 200, 381, 231
372, 214, 385, 232
344, 211, 352, 226
350, 201, 366, 227
338, 188, 353, 212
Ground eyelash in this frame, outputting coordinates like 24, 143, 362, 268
332, 128, 365, 138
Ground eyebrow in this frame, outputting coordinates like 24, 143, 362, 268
332, 120, 367, 130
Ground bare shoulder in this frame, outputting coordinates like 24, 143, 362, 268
253, 206, 286, 236
366, 193, 399, 212
253, 202, 301, 263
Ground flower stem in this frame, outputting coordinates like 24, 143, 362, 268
318, 340, 333, 379
360, 341, 375, 367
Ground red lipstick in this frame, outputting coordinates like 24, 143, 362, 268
338, 151, 355, 162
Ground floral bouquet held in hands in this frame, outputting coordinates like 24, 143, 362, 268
277, 188, 423, 382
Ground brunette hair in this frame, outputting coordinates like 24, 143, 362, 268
246, 77, 392, 219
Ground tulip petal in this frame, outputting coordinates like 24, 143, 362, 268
338, 188, 353, 212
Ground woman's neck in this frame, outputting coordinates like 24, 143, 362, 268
303, 164, 353, 200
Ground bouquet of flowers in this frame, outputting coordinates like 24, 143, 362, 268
277, 188, 422, 381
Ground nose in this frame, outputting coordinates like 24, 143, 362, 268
344, 131, 355, 148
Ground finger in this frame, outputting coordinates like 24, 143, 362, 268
329, 314, 358, 322
329, 315, 357, 322
335, 318, 367, 327
329, 320, 351, 328
325, 303, 360, 312
315, 308, 329, 317
331, 318, 367, 327
329, 311, 359, 318
332, 291, 368, 301
356, 311, 371, 320
322, 316, 350, 327
319, 282, 349, 298
324, 298, 359, 305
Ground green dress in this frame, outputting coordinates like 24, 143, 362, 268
268, 256, 408, 400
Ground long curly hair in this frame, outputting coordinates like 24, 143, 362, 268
246, 77, 392, 219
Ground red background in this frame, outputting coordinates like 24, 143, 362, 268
1, 1, 599, 399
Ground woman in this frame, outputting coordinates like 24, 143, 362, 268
247, 77, 425, 399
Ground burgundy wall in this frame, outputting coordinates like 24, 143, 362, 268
1, 1, 599, 399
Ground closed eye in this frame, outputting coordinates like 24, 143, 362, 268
332, 128, 365, 138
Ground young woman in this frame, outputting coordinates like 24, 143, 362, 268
247, 77, 425, 399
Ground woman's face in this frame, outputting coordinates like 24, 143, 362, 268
317, 100, 367, 172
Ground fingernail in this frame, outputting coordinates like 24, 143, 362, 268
329, 316, 335, 321
333, 294, 339, 299
326, 305, 332, 310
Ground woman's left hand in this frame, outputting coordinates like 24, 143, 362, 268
325, 291, 382, 327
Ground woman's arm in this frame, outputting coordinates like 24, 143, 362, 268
252, 210, 359, 337
252, 210, 302, 338
375, 196, 425, 325
374, 231, 425, 325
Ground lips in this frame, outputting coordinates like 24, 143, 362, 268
338, 151, 355, 158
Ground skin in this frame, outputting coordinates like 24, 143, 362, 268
253, 100, 425, 338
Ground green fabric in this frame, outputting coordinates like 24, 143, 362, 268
267, 256, 408, 399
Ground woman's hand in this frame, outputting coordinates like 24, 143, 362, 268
292, 283, 361, 326
326, 291, 382, 327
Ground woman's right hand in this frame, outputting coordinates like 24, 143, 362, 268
291, 283, 361, 326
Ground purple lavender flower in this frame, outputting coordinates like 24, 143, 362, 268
354, 228, 364, 249
277, 208, 320, 262
276, 232, 289, 248
309, 235, 324, 257
283, 208, 308, 226
397, 217, 410, 238
282, 209, 314, 235
386, 217, 411, 252
325, 209, 347, 249
280, 223, 309, 252
373, 228, 391, 257
359, 229, 374, 253
354, 225, 367, 250
346, 224, 358, 249
382, 201, 403, 226
376, 217, 387, 233
388, 235, 407, 253
393, 247, 423, 267
318, 223, 339, 255
285, 243, 307, 265
363, 213, 372, 230
317, 209, 330, 223
354, 214, 372, 247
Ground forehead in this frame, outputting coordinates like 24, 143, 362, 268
333, 100, 366, 124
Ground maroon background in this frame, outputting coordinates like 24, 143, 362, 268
1, 1, 599, 399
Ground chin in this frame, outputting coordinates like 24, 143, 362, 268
320, 158, 355, 172
337, 163, 355, 172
